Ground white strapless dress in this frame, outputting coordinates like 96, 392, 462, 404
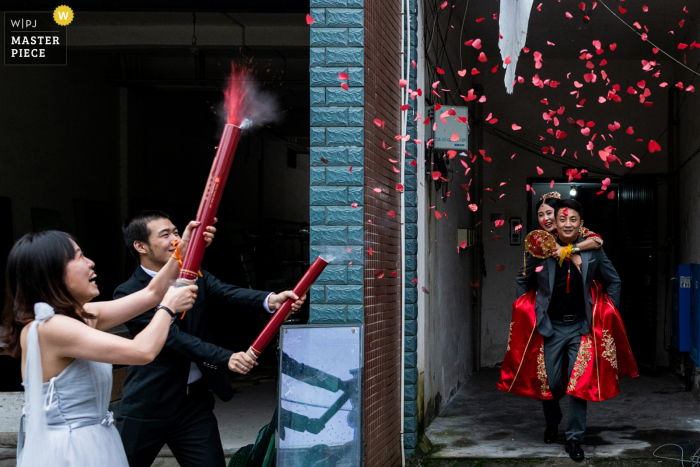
17, 303, 128, 467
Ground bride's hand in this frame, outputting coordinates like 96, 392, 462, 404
161, 284, 198, 315
552, 244, 563, 260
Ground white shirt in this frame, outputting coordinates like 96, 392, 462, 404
140, 265, 275, 384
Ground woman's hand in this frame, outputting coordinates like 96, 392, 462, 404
161, 284, 198, 315
179, 218, 218, 253
204, 217, 217, 248
268, 291, 307, 313
552, 244, 564, 260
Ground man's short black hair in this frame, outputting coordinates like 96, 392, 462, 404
555, 199, 584, 219
122, 210, 170, 261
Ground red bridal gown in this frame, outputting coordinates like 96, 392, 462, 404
498, 281, 638, 402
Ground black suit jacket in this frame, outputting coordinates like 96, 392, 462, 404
516, 238, 621, 338
113, 266, 270, 419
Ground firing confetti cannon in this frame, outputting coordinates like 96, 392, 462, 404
176, 64, 252, 316
246, 255, 330, 360
177, 123, 241, 288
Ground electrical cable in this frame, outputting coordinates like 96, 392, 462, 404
627, 59, 700, 173
653, 444, 700, 467
598, 0, 700, 78
483, 124, 611, 175
450, 0, 470, 101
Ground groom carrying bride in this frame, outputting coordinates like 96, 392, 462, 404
498, 198, 638, 461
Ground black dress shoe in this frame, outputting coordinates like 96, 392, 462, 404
565, 439, 585, 461
543, 425, 558, 444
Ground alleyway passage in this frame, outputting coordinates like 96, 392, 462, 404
425, 369, 700, 460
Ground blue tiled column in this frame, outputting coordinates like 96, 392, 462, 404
309, 0, 364, 325
403, 0, 419, 458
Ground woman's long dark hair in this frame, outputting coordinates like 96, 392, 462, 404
535, 197, 559, 213
0, 231, 95, 358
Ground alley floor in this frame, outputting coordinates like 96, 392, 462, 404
424, 369, 700, 460
152, 374, 278, 465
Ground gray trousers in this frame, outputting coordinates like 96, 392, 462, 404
542, 320, 587, 442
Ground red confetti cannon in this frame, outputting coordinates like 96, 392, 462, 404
246, 255, 330, 359
176, 123, 241, 285
177, 64, 252, 316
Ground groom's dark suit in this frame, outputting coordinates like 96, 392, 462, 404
517, 237, 621, 443
114, 266, 270, 467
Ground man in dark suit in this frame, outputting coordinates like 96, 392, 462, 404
517, 199, 621, 461
114, 210, 305, 467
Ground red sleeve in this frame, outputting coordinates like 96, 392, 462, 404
581, 227, 603, 244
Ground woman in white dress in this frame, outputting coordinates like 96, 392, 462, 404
0, 220, 213, 467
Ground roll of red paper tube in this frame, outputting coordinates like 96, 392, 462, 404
246, 255, 330, 359
177, 124, 241, 317
178, 124, 240, 283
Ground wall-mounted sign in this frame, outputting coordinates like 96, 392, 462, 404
434, 106, 469, 150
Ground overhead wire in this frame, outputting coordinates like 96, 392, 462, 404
598, 0, 700, 78
627, 59, 700, 173
423, 0, 680, 179
483, 124, 611, 176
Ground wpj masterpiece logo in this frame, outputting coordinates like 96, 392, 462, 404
4, 7, 72, 65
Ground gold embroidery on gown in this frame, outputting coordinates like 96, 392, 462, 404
568, 334, 593, 391
537, 343, 550, 396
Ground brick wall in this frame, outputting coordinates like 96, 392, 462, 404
363, 0, 403, 465
308, 0, 365, 327
402, 0, 419, 457
308, 0, 409, 463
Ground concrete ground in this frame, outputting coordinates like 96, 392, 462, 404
151, 379, 278, 466
424, 368, 700, 461
0, 372, 279, 467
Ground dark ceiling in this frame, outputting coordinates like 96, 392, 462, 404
0, 0, 309, 13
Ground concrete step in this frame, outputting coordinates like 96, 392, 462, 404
416, 458, 685, 467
